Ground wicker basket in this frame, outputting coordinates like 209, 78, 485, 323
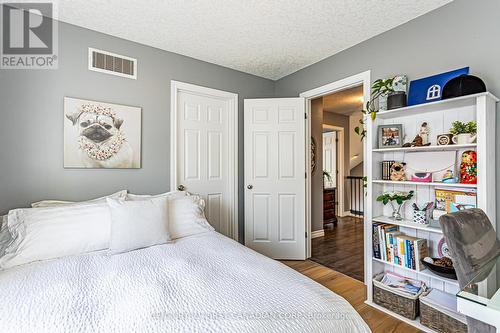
420, 291, 468, 333
372, 273, 423, 320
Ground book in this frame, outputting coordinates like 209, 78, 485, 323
372, 223, 381, 259
413, 238, 429, 271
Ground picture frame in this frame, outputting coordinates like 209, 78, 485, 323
378, 124, 403, 149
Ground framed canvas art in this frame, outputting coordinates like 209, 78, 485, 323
64, 97, 142, 168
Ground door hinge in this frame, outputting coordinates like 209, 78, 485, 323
305, 232, 308, 239
304, 113, 307, 119
305, 172, 307, 179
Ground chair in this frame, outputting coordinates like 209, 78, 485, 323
439, 208, 500, 333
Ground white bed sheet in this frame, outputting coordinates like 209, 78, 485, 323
0, 231, 370, 333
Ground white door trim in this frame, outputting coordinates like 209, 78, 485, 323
170, 80, 239, 240
322, 124, 345, 218
300, 70, 370, 284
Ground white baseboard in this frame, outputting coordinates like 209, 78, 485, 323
342, 211, 352, 217
311, 230, 325, 239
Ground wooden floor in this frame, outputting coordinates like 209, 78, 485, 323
282, 260, 423, 333
311, 216, 364, 281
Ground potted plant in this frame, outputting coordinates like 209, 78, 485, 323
355, 78, 395, 140
376, 190, 414, 220
449, 120, 477, 144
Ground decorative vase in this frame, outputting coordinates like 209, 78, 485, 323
390, 201, 406, 220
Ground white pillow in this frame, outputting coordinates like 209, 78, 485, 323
0, 203, 111, 269
107, 197, 171, 254
168, 195, 214, 239
0, 215, 12, 257
126, 190, 187, 201
31, 190, 127, 208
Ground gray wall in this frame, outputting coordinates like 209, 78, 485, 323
275, 0, 500, 228
0, 21, 274, 242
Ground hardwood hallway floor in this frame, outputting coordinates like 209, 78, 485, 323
311, 216, 364, 281
282, 260, 423, 333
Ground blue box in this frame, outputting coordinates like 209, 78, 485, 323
408, 67, 469, 106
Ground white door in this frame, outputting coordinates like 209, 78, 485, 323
171, 81, 238, 239
323, 131, 337, 188
244, 98, 306, 259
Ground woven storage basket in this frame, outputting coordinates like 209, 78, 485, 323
372, 273, 423, 320
420, 291, 467, 333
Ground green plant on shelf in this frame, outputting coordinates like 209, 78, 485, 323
449, 120, 477, 135
376, 190, 414, 220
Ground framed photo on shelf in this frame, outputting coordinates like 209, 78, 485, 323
378, 124, 403, 149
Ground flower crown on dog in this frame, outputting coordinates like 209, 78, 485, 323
79, 104, 116, 117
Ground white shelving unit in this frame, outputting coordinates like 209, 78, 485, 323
365, 92, 498, 332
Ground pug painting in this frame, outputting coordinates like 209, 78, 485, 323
64, 98, 141, 168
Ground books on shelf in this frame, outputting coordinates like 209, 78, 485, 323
372, 223, 428, 271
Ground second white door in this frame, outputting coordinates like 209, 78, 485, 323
244, 98, 306, 260
323, 131, 337, 188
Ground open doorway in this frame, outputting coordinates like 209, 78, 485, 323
305, 79, 368, 282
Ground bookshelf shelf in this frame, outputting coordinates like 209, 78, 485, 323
375, 92, 498, 119
372, 180, 477, 188
372, 143, 476, 153
372, 257, 459, 285
365, 92, 498, 333
372, 216, 442, 234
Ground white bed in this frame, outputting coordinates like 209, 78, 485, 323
0, 231, 370, 333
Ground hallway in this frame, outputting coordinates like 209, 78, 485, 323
310, 216, 364, 281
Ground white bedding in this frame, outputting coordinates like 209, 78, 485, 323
0, 232, 370, 333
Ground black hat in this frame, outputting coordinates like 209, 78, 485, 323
442, 74, 486, 100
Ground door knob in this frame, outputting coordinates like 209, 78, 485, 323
247, 185, 253, 190
177, 184, 186, 191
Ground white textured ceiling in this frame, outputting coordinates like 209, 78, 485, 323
53, 0, 452, 80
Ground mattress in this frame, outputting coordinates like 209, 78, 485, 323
0, 231, 370, 333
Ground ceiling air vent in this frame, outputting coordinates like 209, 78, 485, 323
88, 48, 137, 79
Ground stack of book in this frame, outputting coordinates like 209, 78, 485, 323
372, 223, 428, 271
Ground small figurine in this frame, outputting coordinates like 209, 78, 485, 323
460, 150, 477, 184
419, 122, 430, 145
390, 162, 406, 181
441, 169, 457, 183
402, 133, 431, 147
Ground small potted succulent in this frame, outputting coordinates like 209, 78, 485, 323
376, 190, 414, 220
449, 120, 477, 144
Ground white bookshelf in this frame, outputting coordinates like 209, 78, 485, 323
365, 92, 498, 332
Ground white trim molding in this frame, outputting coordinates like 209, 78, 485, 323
311, 229, 325, 239
300, 70, 371, 284
170, 80, 239, 241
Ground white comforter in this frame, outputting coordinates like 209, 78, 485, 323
0, 232, 370, 333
